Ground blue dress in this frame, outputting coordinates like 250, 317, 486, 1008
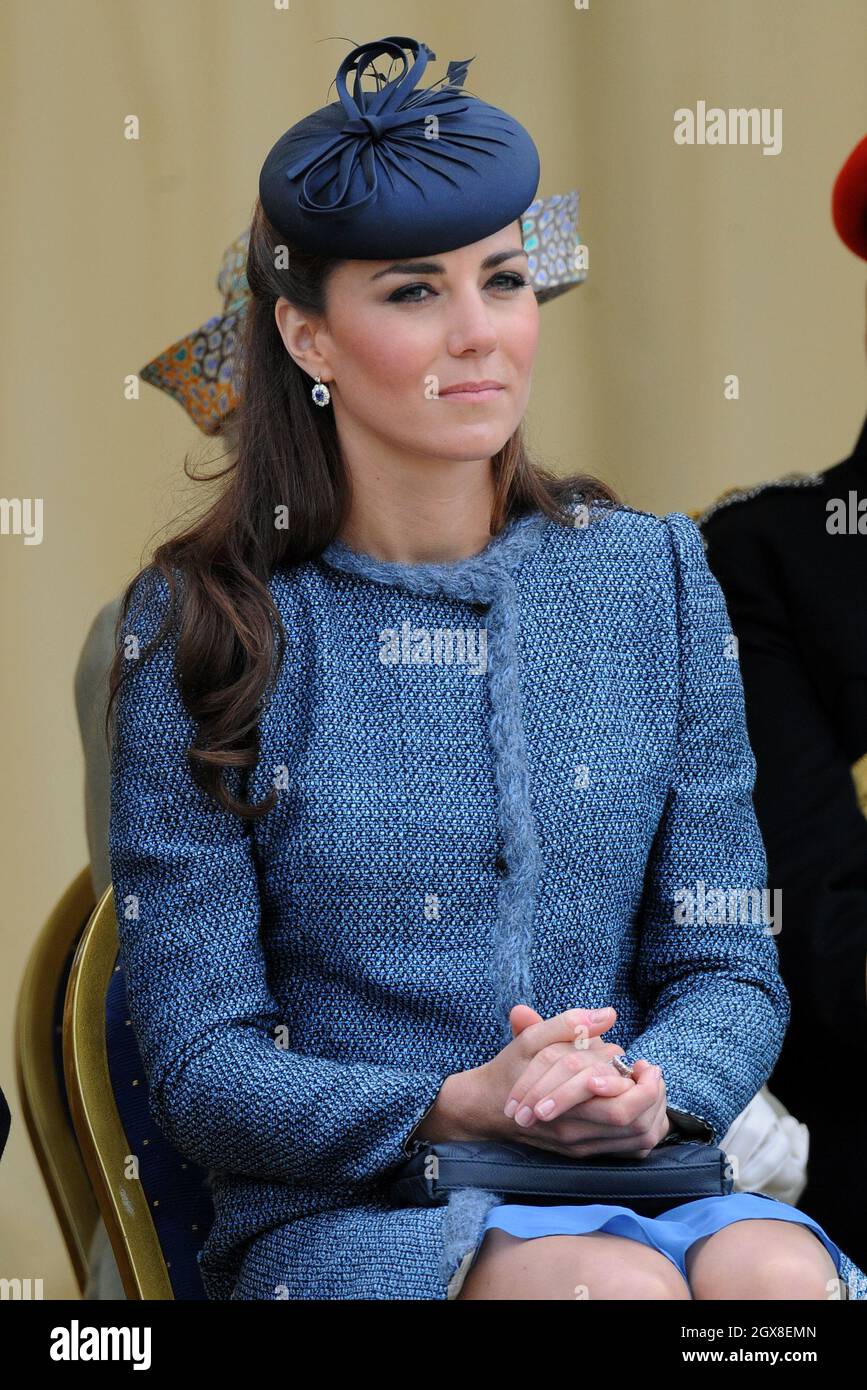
466, 1191, 843, 1288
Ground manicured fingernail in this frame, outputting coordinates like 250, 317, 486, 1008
589, 1009, 610, 1020
515, 1106, 534, 1125
536, 1098, 555, 1117
503, 1099, 518, 1118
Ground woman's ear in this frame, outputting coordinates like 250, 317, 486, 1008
274, 296, 329, 378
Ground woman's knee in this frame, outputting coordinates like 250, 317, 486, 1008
687, 1220, 839, 1300
456, 1228, 691, 1301
575, 1232, 692, 1301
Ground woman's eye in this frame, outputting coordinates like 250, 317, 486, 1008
387, 272, 530, 304
388, 283, 435, 303
490, 272, 530, 291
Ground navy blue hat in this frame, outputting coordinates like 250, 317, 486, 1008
258, 35, 541, 260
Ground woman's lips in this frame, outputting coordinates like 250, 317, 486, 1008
439, 385, 505, 401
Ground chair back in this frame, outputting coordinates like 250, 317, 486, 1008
64, 883, 214, 1299
15, 867, 101, 1292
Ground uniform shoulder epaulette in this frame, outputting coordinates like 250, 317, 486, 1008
691, 471, 825, 530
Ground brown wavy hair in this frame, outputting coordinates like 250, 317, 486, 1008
104, 199, 620, 820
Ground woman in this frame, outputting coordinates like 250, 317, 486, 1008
106, 35, 866, 1301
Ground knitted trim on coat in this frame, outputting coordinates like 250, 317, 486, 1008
319, 507, 548, 597
319, 507, 551, 1044
438, 1186, 503, 1292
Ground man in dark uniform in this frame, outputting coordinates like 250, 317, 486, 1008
696, 133, 867, 1269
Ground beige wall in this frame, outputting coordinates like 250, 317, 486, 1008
2, 0, 865, 1296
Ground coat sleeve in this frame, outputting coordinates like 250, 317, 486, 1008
616, 512, 791, 1145
108, 568, 448, 1192
701, 504, 867, 1055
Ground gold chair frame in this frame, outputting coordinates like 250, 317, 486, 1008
15, 866, 100, 1293
63, 882, 175, 1299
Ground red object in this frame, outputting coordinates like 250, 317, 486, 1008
832, 134, 867, 261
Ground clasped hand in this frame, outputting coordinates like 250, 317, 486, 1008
486, 1004, 671, 1158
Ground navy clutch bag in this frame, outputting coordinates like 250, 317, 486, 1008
388, 1137, 732, 1216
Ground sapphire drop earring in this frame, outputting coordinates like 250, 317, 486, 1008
311, 375, 331, 407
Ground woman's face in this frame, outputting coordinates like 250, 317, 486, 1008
276, 218, 539, 464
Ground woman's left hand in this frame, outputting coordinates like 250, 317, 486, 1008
515, 1056, 671, 1157
506, 1007, 671, 1156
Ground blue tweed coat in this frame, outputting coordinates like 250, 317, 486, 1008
108, 501, 867, 1300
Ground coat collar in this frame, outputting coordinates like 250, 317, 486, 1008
318, 507, 548, 604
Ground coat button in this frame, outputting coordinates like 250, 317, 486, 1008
494, 853, 509, 875
469, 600, 490, 616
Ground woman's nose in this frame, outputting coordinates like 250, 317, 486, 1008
445, 291, 500, 354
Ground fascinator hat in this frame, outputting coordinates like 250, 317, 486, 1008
141, 35, 588, 434
259, 35, 540, 258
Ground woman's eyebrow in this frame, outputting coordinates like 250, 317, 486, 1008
369, 247, 528, 281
